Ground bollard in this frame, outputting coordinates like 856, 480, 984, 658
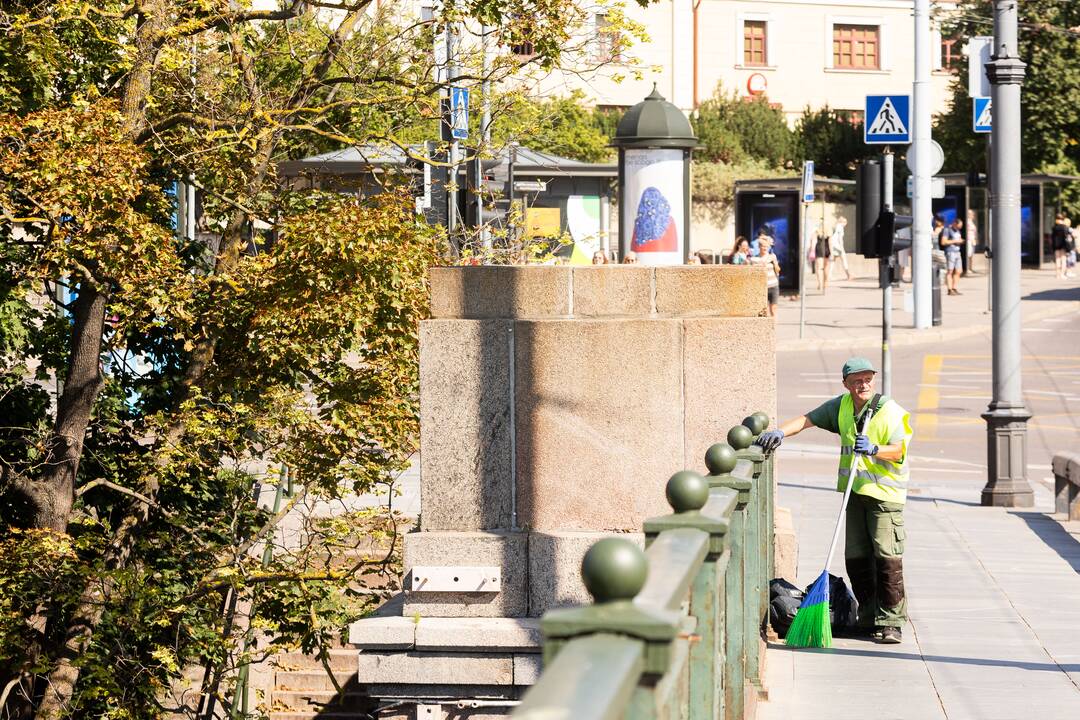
705, 443, 751, 720
644, 471, 736, 720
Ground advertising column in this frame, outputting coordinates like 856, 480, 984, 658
623, 148, 686, 265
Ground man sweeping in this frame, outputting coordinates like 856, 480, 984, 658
756, 357, 913, 644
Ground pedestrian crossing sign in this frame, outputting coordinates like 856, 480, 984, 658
973, 97, 992, 133
864, 95, 911, 144
450, 86, 469, 140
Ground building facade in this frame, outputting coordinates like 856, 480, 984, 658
534, 0, 962, 122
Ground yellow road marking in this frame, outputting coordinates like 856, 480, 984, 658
915, 354, 943, 441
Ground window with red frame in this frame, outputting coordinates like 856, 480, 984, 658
833, 24, 880, 70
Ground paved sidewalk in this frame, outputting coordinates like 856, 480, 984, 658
760, 454, 1080, 720
777, 267, 1080, 351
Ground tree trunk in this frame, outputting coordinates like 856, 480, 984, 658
28, 285, 106, 531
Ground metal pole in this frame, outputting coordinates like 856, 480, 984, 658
981, 0, 1033, 507
446, 21, 460, 236
986, 135, 993, 313
882, 151, 894, 397
799, 202, 807, 339
479, 24, 491, 249
508, 143, 517, 245
911, 0, 933, 329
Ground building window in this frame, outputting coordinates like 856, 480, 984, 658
594, 13, 620, 63
511, 40, 535, 57
833, 24, 880, 70
940, 36, 961, 71
744, 20, 767, 66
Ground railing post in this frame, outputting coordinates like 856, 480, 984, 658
704, 443, 752, 720
727, 420, 768, 694
644, 471, 737, 720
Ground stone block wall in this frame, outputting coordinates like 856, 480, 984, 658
408, 265, 777, 617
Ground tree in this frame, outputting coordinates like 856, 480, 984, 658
490, 90, 615, 163
935, 1, 1080, 211
693, 84, 795, 167
794, 106, 874, 179
0, 0, 638, 716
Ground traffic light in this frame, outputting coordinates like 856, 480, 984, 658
876, 210, 896, 256
856, 159, 883, 258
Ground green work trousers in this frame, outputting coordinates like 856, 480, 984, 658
844, 492, 907, 628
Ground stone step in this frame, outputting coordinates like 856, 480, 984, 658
274, 670, 355, 692
270, 689, 368, 713
349, 616, 542, 652
274, 649, 356, 672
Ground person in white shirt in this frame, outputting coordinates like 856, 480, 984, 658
829, 217, 853, 281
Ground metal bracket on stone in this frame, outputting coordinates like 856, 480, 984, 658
410, 566, 502, 593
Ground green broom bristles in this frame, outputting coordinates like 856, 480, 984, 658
786, 571, 833, 648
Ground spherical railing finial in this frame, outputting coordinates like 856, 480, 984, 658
704, 443, 738, 475
742, 414, 766, 436
751, 411, 770, 432
665, 470, 709, 513
581, 538, 648, 604
727, 424, 754, 450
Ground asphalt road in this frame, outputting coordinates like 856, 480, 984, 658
776, 306, 1080, 505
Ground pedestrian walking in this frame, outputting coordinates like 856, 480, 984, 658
755, 357, 913, 644
1052, 214, 1071, 279
828, 217, 853, 281
592, 250, 609, 265
622, 251, 638, 264
751, 235, 782, 317
940, 217, 964, 295
814, 227, 832, 294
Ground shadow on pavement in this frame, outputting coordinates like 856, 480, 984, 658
778, 482, 981, 507
768, 643, 1080, 672
1010, 511, 1080, 574
1023, 287, 1080, 301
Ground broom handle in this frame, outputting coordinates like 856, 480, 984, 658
822, 411, 871, 573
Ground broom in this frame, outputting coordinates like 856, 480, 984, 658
785, 410, 871, 649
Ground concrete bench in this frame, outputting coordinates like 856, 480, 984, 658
1052, 452, 1080, 520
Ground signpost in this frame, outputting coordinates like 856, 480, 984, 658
967, 36, 994, 99
450, 86, 470, 140
864, 95, 911, 145
973, 97, 992, 133
799, 160, 814, 339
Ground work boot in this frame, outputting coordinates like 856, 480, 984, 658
878, 626, 901, 644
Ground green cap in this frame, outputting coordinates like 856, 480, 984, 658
842, 356, 877, 379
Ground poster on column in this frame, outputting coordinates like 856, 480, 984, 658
623, 148, 684, 265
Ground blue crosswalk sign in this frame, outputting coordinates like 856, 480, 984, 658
450, 87, 469, 140
973, 97, 992, 133
864, 95, 911, 144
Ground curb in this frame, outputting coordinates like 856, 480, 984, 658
776, 300, 1080, 352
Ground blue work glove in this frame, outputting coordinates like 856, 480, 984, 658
755, 429, 785, 453
854, 434, 879, 456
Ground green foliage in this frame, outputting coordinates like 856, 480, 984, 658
794, 106, 873, 179
693, 84, 795, 167
491, 90, 614, 162
691, 158, 781, 228
936, 1, 1080, 213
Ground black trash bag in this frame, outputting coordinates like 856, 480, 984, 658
802, 573, 859, 632
768, 578, 804, 639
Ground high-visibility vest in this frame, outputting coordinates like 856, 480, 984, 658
837, 394, 913, 504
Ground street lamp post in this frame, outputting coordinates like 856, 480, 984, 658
981, 0, 1033, 508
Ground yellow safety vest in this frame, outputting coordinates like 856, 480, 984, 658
837, 394, 913, 504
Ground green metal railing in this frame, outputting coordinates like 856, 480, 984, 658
514, 413, 774, 720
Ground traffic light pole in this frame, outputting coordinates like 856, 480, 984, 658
881, 151, 893, 397
981, 0, 1033, 507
